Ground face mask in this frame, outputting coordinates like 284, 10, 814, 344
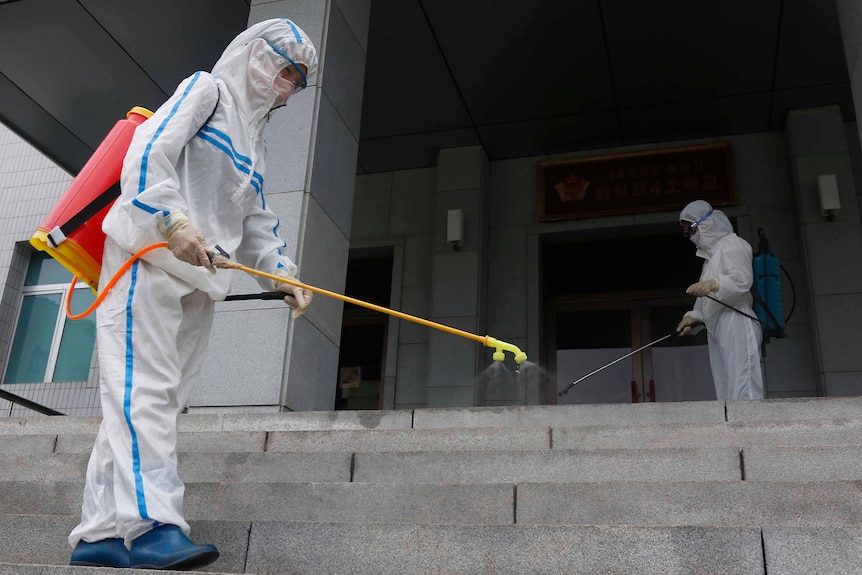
682, 210, 713, 246
689, 229, 702, 246
272, 74, 296, 107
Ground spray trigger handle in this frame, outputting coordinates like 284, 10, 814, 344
676, 320, 704, 335
207, 245, 230, 263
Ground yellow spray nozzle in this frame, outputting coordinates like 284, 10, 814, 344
484, 336, 527, 365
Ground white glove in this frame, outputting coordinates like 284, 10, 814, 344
686, 278, 719, 297
677, 315, 704, 336
274, 269, 313, 318
159, 211, 215, 274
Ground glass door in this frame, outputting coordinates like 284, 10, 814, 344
639, 300, 714, 402
549, 294, 715, 404
552, 303, 637, 404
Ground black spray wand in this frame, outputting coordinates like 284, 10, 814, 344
558, 322, 703, 397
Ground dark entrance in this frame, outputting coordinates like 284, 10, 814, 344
335, 248, 393, 410
543, 225, 715, 404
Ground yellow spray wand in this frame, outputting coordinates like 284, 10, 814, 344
210, 252, 527, 365
64, 242, 527, 365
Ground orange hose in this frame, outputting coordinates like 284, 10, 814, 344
64, 242, 168, 320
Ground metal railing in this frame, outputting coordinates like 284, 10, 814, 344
0, 387, 65, 416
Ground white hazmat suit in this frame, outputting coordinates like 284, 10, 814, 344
677, 200, 764, 401
69, 18, 319, 552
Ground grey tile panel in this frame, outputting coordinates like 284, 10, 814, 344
267, 426, 550, 452
353, 447, 742, 484
413, 402, 725, 429
554, 418, 862, 450
744, 445, 862, 481
246, 523, 764, 575
762, 527, 862, 575
517, 481, 862, 527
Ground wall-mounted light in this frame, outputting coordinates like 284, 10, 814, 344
447, 208, 463, 251
818, 174, 840, 221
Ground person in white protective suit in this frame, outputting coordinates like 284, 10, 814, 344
676, 200, 764, 401
68, 18, 318, 570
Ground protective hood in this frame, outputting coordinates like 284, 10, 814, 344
680, 199, 734, 258
211, 18, 318, 117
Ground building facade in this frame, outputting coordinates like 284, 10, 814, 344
2, 0, 862, 416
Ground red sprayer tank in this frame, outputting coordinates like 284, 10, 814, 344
30, 106, 153, 291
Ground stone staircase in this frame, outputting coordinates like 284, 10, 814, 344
1, 397, 862, 574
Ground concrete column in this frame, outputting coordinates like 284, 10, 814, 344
484, 157, 533, 406
426, 146, 490, 407
193, 0, 370, 412
786, 105, 862, 395
836, 0, 862, 156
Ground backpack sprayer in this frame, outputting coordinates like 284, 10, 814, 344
696, 227, 794, 347
30, 107, 154, 291
29, 107, 528, 368
751, 228, 794, 342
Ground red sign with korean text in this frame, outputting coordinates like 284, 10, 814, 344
538, 142, 737, 222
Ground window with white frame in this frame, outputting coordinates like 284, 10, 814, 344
3, 250, 96, 384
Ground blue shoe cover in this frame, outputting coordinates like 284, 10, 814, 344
130, 524, 219, 570
70, 537, 130, 567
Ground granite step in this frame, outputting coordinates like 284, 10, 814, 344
0, 514, 765, 575
0, 567, 247, 575
0, 481, 514, 525
6, 417, 862, 461
3, 397, 860, 440
3, 480, 861, 528
0, 515, 247, 573
0, 447, 743, 484
2, 398, 861, 574
6, 444, 862, 484
53, 425, 552, 454
2, 524, 860, 575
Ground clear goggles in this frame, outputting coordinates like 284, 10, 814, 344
682, 210, 713, 238
265, 39, 308, 91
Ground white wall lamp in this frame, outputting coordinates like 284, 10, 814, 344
818, 174, 840, 221
447, 208, 463, 251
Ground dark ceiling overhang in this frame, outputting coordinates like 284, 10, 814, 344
0, 0, 855, 177
0, 0, 251, 175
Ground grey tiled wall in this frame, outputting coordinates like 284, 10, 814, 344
0, 122, 97, 416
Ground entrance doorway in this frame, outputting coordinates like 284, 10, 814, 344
335, 248, 392, 410
542, 225, 714, 404
335, 317, 387, 410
